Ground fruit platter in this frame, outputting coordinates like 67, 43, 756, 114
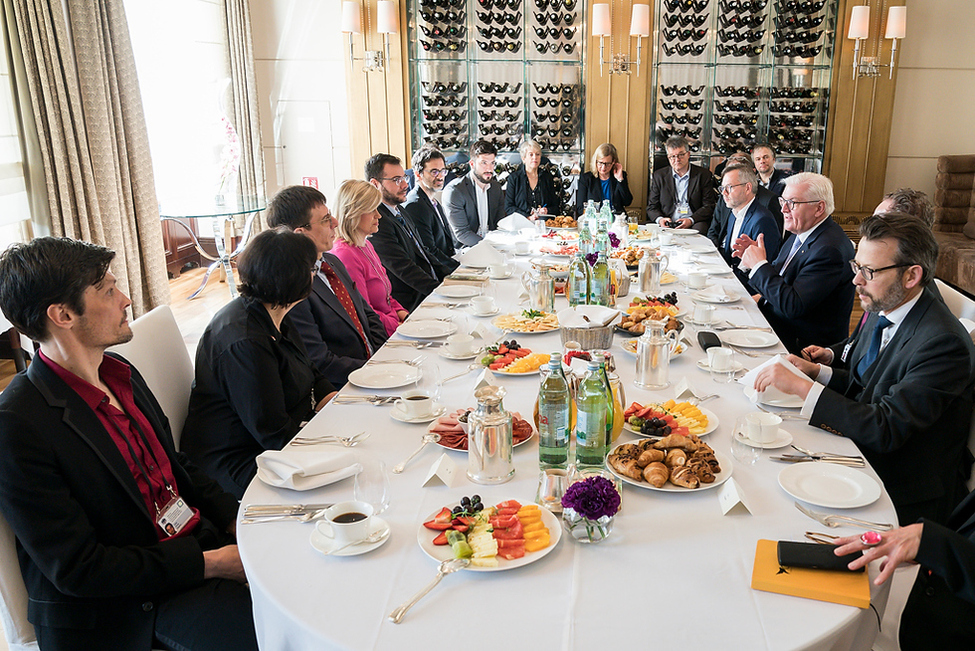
479, 339, 551, 373
429, 409, 534, 450
418, 496, 561, 571
617, 293, 682, 335
622, 400, 716, 437
492, 310, 560, 334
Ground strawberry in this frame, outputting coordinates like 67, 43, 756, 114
422, 507, 454, 530
432, 531, 449, 545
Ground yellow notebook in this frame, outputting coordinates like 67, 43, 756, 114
751, 539, 871, 609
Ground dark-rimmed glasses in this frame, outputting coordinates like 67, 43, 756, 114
778, 197, 820, 210
849, 260, 911, 281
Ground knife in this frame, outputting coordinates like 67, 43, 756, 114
243, 503, 333, 515
769, 455, 865, 467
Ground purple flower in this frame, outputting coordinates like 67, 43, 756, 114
585, 252, 598, 267
609, 232, 620, 249
561, 476, 620, 520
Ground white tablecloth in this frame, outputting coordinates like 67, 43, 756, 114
238, 232, 896, 651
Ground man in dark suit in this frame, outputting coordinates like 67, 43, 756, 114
646, 136, 717, 233
752, 144, 790, 196
754, 212, 975, 526
706, 164, 782, 291
366, 153, 450, 311
402, 146, 460, 273
443, 139, 504, 246
266, 185, 387, 388
0, 237, 257, 650
737, 172, 856, 353
707, 153, 784, 236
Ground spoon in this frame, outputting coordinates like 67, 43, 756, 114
439, 363, 481, 385
392, 433, 441, 473
240, 508, 328, 525
323, 528, 389, 555
388, 558, 470, 623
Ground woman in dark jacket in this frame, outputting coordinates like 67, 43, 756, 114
181, 227, 337, 498
505, 139, 563, 218
575, 142, 634, 216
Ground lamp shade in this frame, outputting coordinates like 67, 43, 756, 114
847, 5, 870, 40
629, 4, 650, 37
377, 0, 398, 34
885, 6, 906, 39
341, 1, 362, 33
592, 4, 611, 37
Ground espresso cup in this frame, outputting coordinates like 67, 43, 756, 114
745, 411, 782, 444
445, 333, 476, 356
471, 295, 496, 314
659, 231, 674, 246
489, 263, 510, 279
687, 271, 708, 290
395, 391, 435, 419
514, 241, 531, 255
708, 347, 736, 383
320, 500, 374, 545
692, 302, 715, 325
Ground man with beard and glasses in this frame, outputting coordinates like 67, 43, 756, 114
443, 140, 504, 246
752, 213, 975, 526
401, 146, 460, 273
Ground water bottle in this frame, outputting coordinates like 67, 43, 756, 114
575, 360, 608, 468
590, 252, 610, 306
597, 358, 615, 448
536, 354, 570, 469
567, 251, 591, 306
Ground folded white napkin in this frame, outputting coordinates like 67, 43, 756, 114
738, 354, 808, 405
498, 214, 533, 231
567, 356, 589, 376
695, 284, 728, 301
459, 241, 504, 267
557, 305, 620, 328
256, 447, 362, 491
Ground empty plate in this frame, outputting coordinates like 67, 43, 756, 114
396, 320, 458, 339
347, 363, 421, 390
778, 463, 881, 509
435, 286, 481, 299
691, 288, 741, 304
720, 330, 779, 348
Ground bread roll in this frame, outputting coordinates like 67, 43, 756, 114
643, 462, 669, 488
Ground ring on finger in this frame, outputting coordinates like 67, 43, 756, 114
860, 531, 882, 546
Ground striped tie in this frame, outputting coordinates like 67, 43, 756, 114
319, 261, 370, 352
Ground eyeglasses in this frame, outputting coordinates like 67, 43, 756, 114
667, 151, 689, 161
719, 182, 747, 194
849, 260, 911, 281
381, 176, 409, 185
426, 168, 448, 177
595, 160, 614, 167
778, 197, 821, 210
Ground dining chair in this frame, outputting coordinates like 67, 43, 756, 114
0, 511, 37, 650
935, 278, 975, 321
108, 305, 194, 450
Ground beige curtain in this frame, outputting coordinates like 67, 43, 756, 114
224, 0, 265, 230
8, 0, 169, 315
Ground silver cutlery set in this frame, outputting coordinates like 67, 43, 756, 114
289, 431, 371, 447
332, 395, 400, 406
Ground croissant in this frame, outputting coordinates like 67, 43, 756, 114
608, 453, 644, 481
654, 433, 698, 451
670, 465, 700, 489
638, 448, 665, 466
689, 460, 715, 483
664, 448, 688, 468
643, 462, 669, 488
615, 443, 642, 458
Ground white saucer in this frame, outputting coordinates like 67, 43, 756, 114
467, 306, 501, 317
438, 347, 479, 361
734, 428, 793, 449
391, 403, 446, 424
513, 250, 533, 257
489, 271, 513, 280
310, 517, 390, 557
696, 358, 745, 373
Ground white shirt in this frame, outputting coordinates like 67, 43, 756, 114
729, 196, 756, 246
471, 171, 489, 237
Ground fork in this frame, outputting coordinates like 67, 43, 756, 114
385, 341, 435, 349
333, 396, 398, 406
291, 432, 371, 447
367, 355, 423, 366
794, 502, 894, 531
791, 444, 863, 461
240, 508, 329, 525
729, 344, 778, 358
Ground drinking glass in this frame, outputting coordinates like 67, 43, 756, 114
730, 418, 760, 466
415, 360, 442, 402
353, 452, 391, 515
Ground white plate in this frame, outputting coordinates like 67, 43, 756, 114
491, 314, 560, 334
609, 446, 734, 492
492, 366, 543, 376
413, 307, 454, 320
436, 424, 535, 451
435, 286, 481, 299
467, 306, 501, 317
778, 463, 881, 509
734, 428, 793, 449
397, 320, 458, 339
489, 271, 513, 280
691, 288, 741, 304
417, 503, 561, 572
696, 358, 746, 373
347, 363, 422, 390
719, 330, 779, 348
664, 228, 699, 236
391, 403, 446, 424
623, 406, 718, 437
310, 517, 391, 557
695, 265, 733, 275
743, 386, 805, 409
684, 244, 714, 253
439, 347, 480, 361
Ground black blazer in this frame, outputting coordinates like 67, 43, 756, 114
646, 163, 717, 233
707, 185, 784, 247
0, 355, 239, 647
575, 171, 633, 216
811, 289, 975, 526
705, 199, 782, 292
182, 296, 334, 498
761, 168, 790, 196
288, 253, 388, 388
505, 165, 563, 217
749, 217, 856, 353
401, 185, 460, 274
370, 203, 445, 311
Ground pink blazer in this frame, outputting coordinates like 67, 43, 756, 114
331, 238, 405, 336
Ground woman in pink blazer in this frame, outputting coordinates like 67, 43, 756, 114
331, 179, 408, 336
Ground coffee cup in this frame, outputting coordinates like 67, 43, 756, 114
445, 333, 476, 356
687, 271, 708, 290
692, 302, 715, 325
745, 411, 782, 444
707, 347, 735, 383
659, 231, 674, 246
489, 263, 510, 279
320, 500, 374, 545
514, 240, 531, 255
471, 295, 496, 314
395, 390, 435, 419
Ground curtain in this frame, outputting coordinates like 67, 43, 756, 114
8, 0, 169, 316
224, 0, 265, 230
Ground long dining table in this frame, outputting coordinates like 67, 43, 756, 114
237, 228, 897, 650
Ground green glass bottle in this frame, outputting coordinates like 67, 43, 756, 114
590, 251, 610, 306
567, 251, 591, 307
597, 358, 615, 448
575, 360, 608, 468
537, 353, 570, 469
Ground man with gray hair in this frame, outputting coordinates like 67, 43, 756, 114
735, 172, 856, 353
875, 187, 935, 228
754, 212, 975, 526
646, 136, 717, 233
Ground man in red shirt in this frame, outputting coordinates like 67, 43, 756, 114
0, 237, 257, 650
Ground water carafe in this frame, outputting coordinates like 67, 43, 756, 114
521, 266, 555, 313
634, 319, 678, 389
468, 385, 515, 484
638, 249, 669, 295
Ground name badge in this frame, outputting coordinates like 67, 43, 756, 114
676, 201, 691, 219
157, 496, 192, 537
840, 341, 854, 364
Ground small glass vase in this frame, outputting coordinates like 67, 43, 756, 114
562, 507, 614, 544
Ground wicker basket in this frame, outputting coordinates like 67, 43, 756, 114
560, 324, 614, 350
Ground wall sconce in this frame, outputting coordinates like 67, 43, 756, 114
592, 3, 650, 76
341, 0, 398, 73
848, 4, 906, 80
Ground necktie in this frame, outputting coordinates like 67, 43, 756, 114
778, 236, 802, 273
319, 261, 370, 352
855, 315, 893, 379
395, 209, 437, 278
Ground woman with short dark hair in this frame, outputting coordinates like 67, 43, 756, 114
181, 227, 337, 498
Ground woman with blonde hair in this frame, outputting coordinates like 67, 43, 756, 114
330, 179, 409, 335
505, 139, 563, 218
575, 142, 633, 216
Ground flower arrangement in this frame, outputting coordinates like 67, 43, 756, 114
561, 475, 620, 543
584, 233, 621, 267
